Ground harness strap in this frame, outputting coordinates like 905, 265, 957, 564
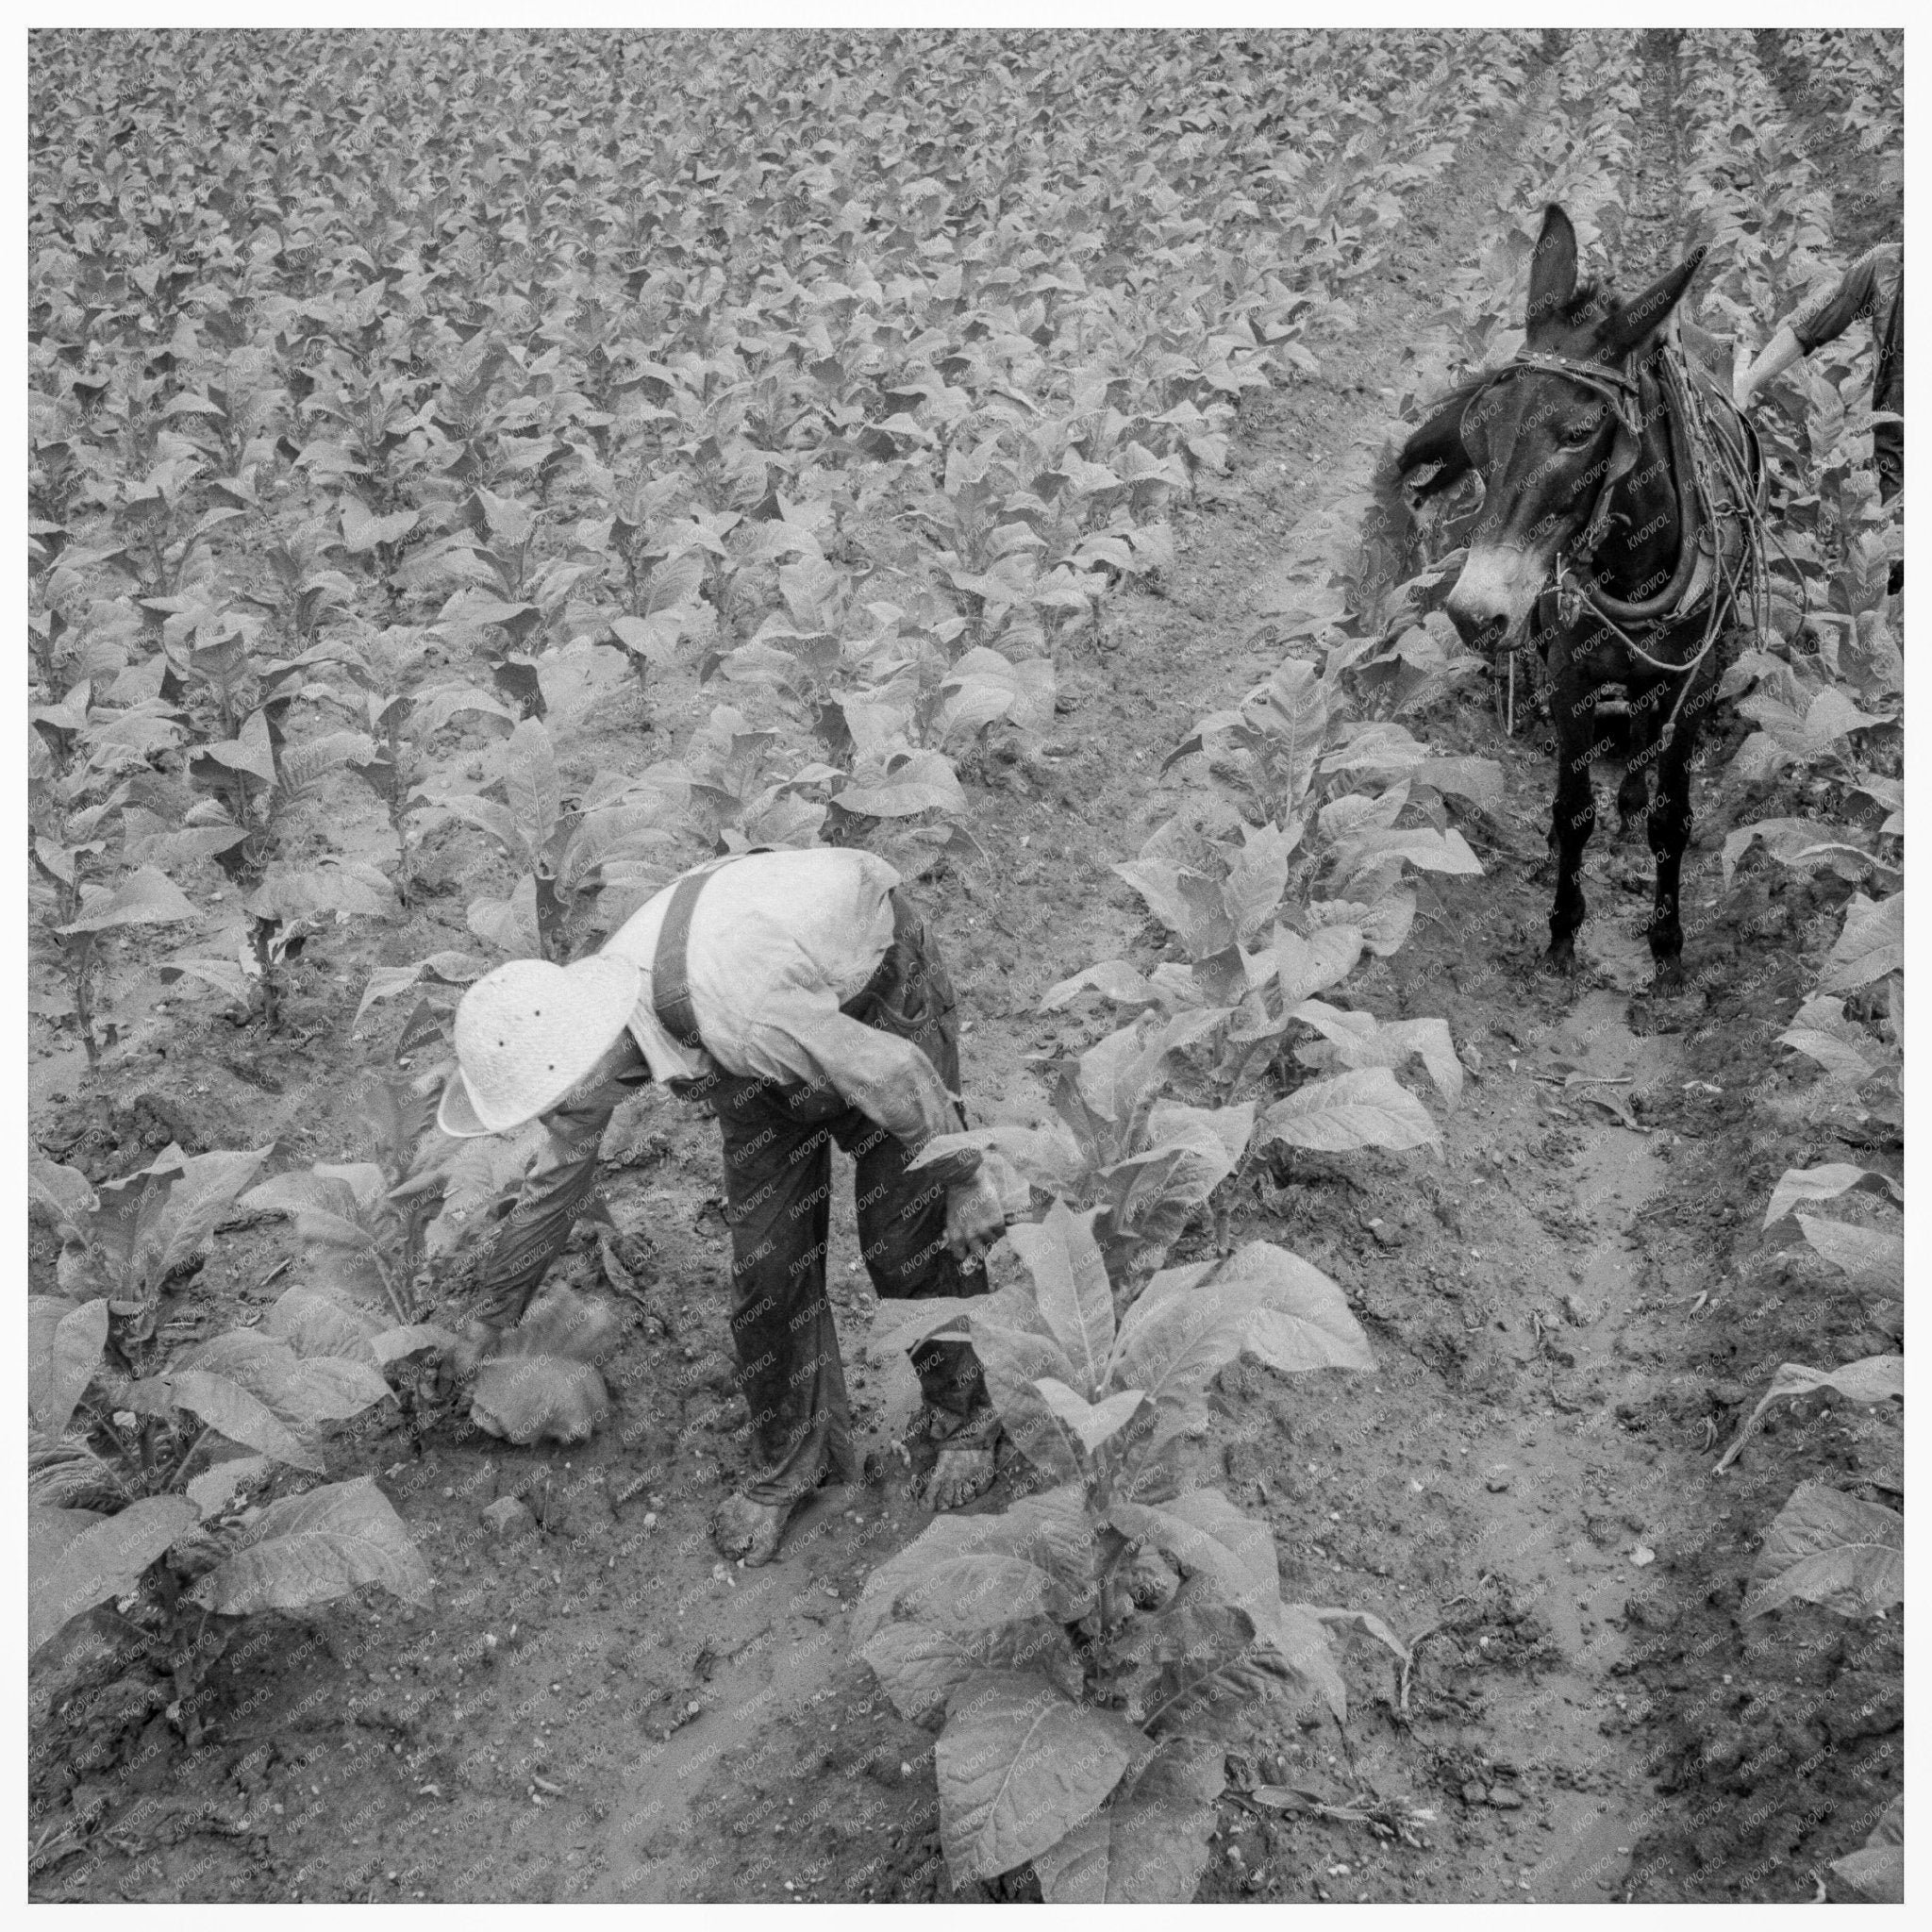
1499, 330, 1769, 750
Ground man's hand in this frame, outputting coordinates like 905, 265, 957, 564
944, 1171, 1006, 1273
447, 1317, 501, 1386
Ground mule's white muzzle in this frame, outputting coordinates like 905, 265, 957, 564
1445, 542, 1550, 652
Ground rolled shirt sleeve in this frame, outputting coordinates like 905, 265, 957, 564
748, 997, 978, 1181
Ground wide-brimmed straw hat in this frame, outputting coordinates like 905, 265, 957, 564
437, 955, 641, 1138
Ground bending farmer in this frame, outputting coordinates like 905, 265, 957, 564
435, 847, 1008, 1566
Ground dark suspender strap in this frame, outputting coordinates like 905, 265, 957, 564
651, 866, 721, 1050
649, 849, 777, 1050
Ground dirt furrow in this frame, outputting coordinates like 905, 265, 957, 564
578, 46, 1603, 1906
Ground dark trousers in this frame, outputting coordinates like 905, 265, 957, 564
1875, 422, 1903, 592
711, 898, 988, 1506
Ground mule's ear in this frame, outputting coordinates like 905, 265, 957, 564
1396, 393, 1475, 500
1596, 246, 1708, 361
1524, 205, 1579, 343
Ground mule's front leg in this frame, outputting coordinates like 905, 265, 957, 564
1645, 723, 1697, 984
1546, 715, 1596, 970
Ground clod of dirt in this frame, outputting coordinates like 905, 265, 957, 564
479, 1497, 536, 1539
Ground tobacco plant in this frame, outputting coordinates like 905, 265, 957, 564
856, 1202, 1399, 1901
28, 1150, 427, 1697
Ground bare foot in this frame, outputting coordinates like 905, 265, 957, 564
926, 1443, 998, 1511
709, 1490, 808, 1566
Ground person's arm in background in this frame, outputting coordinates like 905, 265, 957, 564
1736, 247, 1892, 409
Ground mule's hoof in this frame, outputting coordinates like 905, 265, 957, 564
1543, 941, 1579, 974
1650, 958, 1687, 994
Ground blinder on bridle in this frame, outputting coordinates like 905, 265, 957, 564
1461, 348, 1645, 563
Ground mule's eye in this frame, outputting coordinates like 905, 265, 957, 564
1562, 417, 1602, 447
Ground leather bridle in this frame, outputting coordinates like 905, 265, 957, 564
1471, 335, 1769, 751
1473, 341, 1704, 625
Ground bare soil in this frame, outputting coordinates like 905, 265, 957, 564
29, 28, 1901, 1906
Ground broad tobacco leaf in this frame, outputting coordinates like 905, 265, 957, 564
1035, 1380, 1149, 1458
1033, 1737, 1222, 1903
1713, 1355, 1902, 1474
1267, 924, 1365, 1008
468, 872, 544, 959
242, 1170, 397, 1309
57, 865, 201, 935
1258, 1065, 1441, 1156
1006, 1201, 1115, 1400
1291, 1002, 1463, 1109
186, 1456, 271, 1519
1106, 1100, 1253, 1231
1796, 1215, 1904, 1291
1121, 1241, 1371, 1382
1220, 819, 1298, 941
1039, 959, 1163, 1012
1740, 1481, 1902, 1622
1761, 1162, 1901, 1228
1819, 891, 1902, 993
245, 861, 398, 925
193, 1475, 431, 1615
29, 1296, 108, 1441
1329, 824, 1481, 893
177, 1328, 392, 1425
1110, 1489, 1346, 1716
838, 747, 964, 819
192, 708, 277, 789
1829, 1794, 1903, 1903
1124, 1580, 1291, 1737
853, 1481, 1097, 1651
126, 1367, 324, 1474
63, 1145, 273, 1304
934, 645, 1055, 741
28, 1154, 95, 1237
1413, 755, 1505, 810
1721, 817, 1884, 893
861, 1616, 1083, 1728
30, 1493, 199, 1656
353, 950, 491, 1029
1111, 858, 1233, 959
908, 1122, 1090, 1200
936, 1670, 1141, 1881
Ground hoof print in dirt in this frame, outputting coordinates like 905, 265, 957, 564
469, 1289, 618, 1446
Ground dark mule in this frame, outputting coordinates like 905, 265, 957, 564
1401, 205, 1764, 987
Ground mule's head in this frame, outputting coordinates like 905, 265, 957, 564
1442, 205, 1706, 655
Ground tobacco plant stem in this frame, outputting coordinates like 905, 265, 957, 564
164, 1423, 212, 1491
251, 918, 279, 1030
74, 941, 100, 1067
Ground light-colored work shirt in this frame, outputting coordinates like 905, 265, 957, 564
601, 847, 962, 1151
